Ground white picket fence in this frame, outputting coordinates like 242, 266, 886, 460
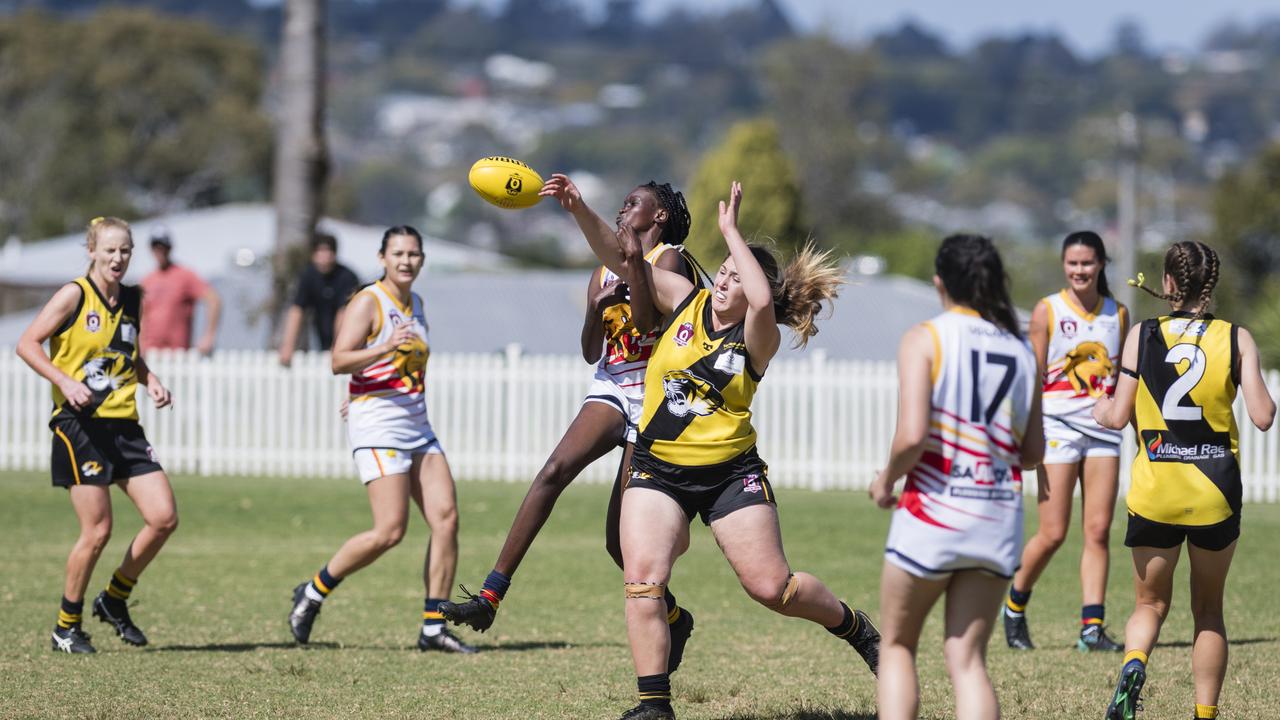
1, 347, 1278, 500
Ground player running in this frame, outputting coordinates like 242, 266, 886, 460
1004, 231, 1129, 652
287, 226, 472, 653
441, 178, 699, 672
1095, 242, 1274, 720
871, 234, 1043, 720
17, 217, 179, 653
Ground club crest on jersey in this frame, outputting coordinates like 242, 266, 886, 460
80, 461, 103, 477
85, 311, 101, 333
1059, 318, 1078, 338
389, 311, 404, 326
741, 474, 762, 494
662, 370, 725, 418
673, 321, 694, 347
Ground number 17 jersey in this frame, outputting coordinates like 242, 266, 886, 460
885, 307, 1037, 579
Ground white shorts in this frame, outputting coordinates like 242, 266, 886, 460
352, 439, 444, 484
582, 376, 642, 444
1043, 416, 1121, 464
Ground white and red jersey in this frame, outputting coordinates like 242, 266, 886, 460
884, 308, 1037, 579
593, 243, 677, 399
1041, 290, 1126, 443
346, 281, 436, 451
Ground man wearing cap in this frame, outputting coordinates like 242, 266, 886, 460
140, 228, 222, 355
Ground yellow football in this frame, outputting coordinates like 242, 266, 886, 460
468, 156, 544, 209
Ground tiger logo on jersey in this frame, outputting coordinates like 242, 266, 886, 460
662, 370, 725, 418
82, 354, 130, 394
1063, 340, 1113, 398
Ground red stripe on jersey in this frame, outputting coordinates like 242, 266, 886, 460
933, 407, 1019, 454
928, 432, 991, 460
897, 483, 958, 531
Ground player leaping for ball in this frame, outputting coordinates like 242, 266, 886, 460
441, 177, 701, 673
563, 179, 877, 720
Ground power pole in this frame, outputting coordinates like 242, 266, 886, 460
1117, 112, 1139, 310
273, 0, 328, 329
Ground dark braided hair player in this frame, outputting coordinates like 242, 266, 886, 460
441, 178, 700, 671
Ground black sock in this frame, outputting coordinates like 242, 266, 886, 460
664, 588, 681, 624
1082, 603, 1105, 627
483, 569, 512, 600
1007, 586, 1031, 615
637, 673, 672, 712
57, 597, 83, 630
826, 601, 859, 639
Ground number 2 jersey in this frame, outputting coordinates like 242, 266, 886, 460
346, 281, 435, 452
1040, 290, 1126, 444
885, 308, 1038, 579
1128, 313, 1240, 526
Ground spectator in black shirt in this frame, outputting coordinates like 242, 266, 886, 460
278, 233, 361, 366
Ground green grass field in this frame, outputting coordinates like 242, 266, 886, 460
2, 471, 1279, 719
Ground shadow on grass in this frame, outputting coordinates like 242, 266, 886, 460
1156, 636, 1276, 649
714, 711, 876, 720
148, 640, 622, 654
476, 640, 623, 652
149, 641, 339, 652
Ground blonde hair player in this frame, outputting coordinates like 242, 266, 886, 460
286, 226, 473, 654
1095, 241, 1274, 720
17, 217, 178, 654
546, 176, 879, 720
1004, 231, 1130, 652
870, 234, 1043, 720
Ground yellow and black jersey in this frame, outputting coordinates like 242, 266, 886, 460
638, 289, 760, 467
49, 277, 142, 421
1129, 312, 1240, 526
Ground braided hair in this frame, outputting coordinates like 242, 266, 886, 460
641, 181, 692, 247
1131, 241, 1220, 322
935, 234, 1023, 339
747, 242, 844, 348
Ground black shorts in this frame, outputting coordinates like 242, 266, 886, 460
1125, 510, 1240, 551
50, 414, 162, 488
626, 446, 774, 525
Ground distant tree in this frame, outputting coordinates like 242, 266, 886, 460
873, 21, 950, 59
684, 119, 805, 265
1208, 142, 1280, 364
0, 9, 270, 239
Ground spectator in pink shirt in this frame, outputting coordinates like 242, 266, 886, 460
139, 228, 221, 355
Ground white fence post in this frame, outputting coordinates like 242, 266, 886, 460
503, 342, 522, 483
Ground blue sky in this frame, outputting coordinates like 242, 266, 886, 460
461, 0, 1279, 55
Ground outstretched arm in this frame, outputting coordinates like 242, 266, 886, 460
616, 224, 694, 318
540, 173, 626, 276
719, 182, 781, 374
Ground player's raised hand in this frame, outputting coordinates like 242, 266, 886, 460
717, 180, 742, 238
539, 173, 582, 213
617, 223, 643, 267
386, 322, 417, 353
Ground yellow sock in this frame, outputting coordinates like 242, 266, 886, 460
1195, 703, 1218, 719
1123, 649, 1148, 666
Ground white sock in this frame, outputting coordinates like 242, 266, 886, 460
421, 623, 444, 637
303, 584, 326, 603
